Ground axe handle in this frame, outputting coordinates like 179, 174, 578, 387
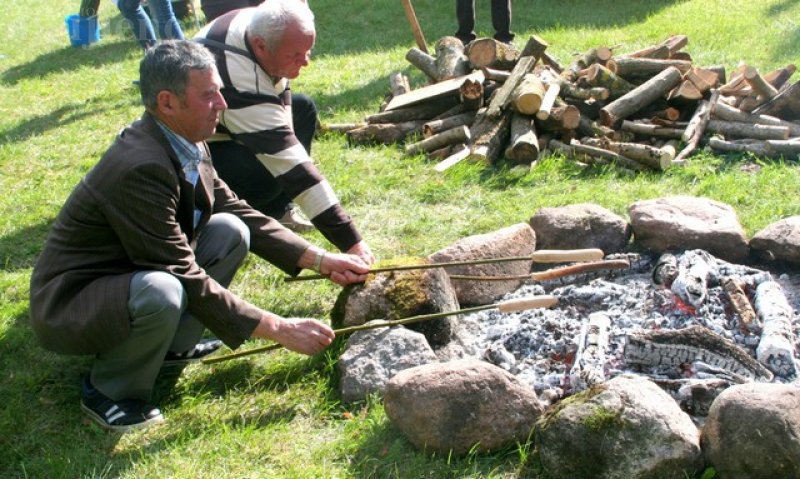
401, 0, 428, 53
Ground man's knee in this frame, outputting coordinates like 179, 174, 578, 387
128, 271, 187, 322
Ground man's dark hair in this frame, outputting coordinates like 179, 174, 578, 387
139, 40, 217, 110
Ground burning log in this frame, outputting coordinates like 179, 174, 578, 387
466, 37, 519, 70
754, 281, 799, 379
504, 113, 539, 164
624, 325, 774, 382
405, 125, 470, 155
569, 312, 611, 392
600, 66, 684, 127
720, 277, 760, 335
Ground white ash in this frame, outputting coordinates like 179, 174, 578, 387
444, 251, 800, 409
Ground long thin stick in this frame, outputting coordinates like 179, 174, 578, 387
449, 259, 631, 281
202, 295, 558, 365
285, 248, 604, 283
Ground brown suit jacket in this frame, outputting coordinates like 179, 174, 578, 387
29, 112, 312, 355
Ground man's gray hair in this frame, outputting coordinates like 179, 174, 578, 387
139, 40, 217, 110
246, 0, 315, 52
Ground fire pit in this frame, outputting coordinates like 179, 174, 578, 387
445, 250, 800, 414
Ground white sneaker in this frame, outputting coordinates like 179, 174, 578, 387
279, 207, 314, 233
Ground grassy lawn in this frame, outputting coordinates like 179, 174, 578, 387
1, 0, 799, 477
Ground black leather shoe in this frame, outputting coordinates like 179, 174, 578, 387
80, 376, 164, 432
163, 339, 223, 366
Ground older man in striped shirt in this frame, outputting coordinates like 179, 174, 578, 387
195, 0, 374, 264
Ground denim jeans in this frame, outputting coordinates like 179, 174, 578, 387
118, 0, 185, 49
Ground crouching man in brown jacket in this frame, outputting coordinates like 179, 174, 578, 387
29, 40, 369, 432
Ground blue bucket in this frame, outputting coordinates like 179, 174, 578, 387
65, 14, 101, 47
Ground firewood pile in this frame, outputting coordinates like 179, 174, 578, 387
327, 34, 800, 172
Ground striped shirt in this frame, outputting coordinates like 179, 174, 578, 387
194, 8, 361, 251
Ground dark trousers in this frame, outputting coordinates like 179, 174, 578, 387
210, 93, 317, 219
455, 0, 513, 44
200, 0, 263, 21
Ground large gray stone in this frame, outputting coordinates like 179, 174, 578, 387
530, 203, 631, 253
629, 196, 748, 263
428, 223, 536, 306
535, 374, 703, 479
750, 215, 800, 265
384, 359, 543, 454
701, 382, 800, 479
338, 325, 438, 403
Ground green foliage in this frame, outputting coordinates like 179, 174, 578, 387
2, 0, 800, 477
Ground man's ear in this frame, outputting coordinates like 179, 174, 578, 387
155, 90, 178, 116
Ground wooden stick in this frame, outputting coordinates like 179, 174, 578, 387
202, 296, 559, 364
284, 248, 605, 282
400, 0, 428, 54
449, 259, 631, 281
673, 89, 720, 164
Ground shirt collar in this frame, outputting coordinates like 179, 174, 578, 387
155, 119, 204, 170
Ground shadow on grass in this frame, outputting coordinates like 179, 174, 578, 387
1, 38, 137, 87
0, 221, 51, 271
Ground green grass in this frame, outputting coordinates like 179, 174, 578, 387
1, 0, 799, 477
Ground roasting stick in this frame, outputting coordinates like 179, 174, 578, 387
202, 295, 558, 365
284, 248, 605, 283
449, 258, 631, 281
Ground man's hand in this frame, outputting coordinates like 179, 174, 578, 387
319, 251, 369, 285
346, 240, 375, 266
253, 313, 335, 356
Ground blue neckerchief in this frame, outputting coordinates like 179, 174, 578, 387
156, 120, 204, 228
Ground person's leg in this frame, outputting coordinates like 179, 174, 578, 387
117, 0, 157, 49
167, 213, 250, 353
200, 0, 251, 21
291, 93, 317, 155
91, 271, 186, 402
455, 0, 476, 45
491, 0, 514, 43
147, 0, 185, 40
209, 141, 289, 218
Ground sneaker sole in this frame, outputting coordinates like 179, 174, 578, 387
81, 402, 165, 433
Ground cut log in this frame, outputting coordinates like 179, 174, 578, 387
536, 82, 561, 120
620, 120, 684, 139
763, 64, 797, 90
512, 73, 546, 114
405, 125, 471, 155
704, 65, 727, 85
537, 104, 581, 131
422, 111, 478, 138
649, 107, 682, 122
466, 37, 519, 70
433, 144, 471, 171
459, 76, 484, 110
564, 139, 648, 171
707, 138, 773, 157
684, 67, 719, 94
582, 138, 672, 170
519, 34, 562, 72
674, 90, 719, 164
367, 97, 459, 123
584, 63, 635, 99
627, 35, 688, 60
765, 139, 800, 156
467, 108, 513, 164
346, 120, 427, 145
713, 101, 800, 136
481, 67, 511, 83
743, 65, 779, 100
405, 47, 438, 81
752, 80, 800, 120
435, 36, 470, 81
558, 80, 610, 101
389, 72, 411, 97
568, 46, 614, 80
706, 119, 790, 140
612, 57, 692, 79
504, 113, 539, 164
600, 66, 683, 127
667, 80, 703, 103
483, 55, 538, 118
384, 70, 485, 111
318, 122, 365, 134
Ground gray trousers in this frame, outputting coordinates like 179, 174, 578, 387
91, 213, 250, 401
